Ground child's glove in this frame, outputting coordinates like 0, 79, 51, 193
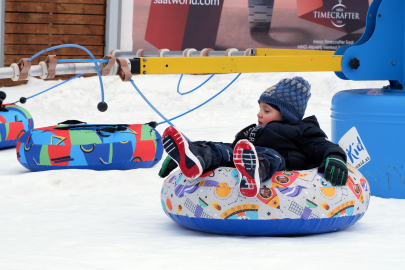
318, 155, 348, 186
232, 124, 263, 148
158, 156, 178, 178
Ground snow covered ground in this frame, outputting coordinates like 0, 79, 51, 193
1, 72, 404, 269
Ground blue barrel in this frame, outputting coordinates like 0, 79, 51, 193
331, 88, 405, 199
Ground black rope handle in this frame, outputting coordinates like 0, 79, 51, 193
55, 124, 129, 131
97, 125, 128, 133
57, 120, 87, 125
145, 121, 158, 128
0, 91, 8, 111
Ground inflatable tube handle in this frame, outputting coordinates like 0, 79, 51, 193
96, 130, 111, 137
145, 121, 158, 129
54, 124, 130, 131
58, 120, 87, 125
96, 125, 128, 134
0, 91, 5, 109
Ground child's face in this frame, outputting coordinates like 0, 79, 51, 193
257, 102, 283, 126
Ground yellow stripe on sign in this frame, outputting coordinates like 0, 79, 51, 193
139, 55, 342, 75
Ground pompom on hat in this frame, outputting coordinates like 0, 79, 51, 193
258, 76, 311, 123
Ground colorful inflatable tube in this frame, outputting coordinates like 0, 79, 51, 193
161, 166, 370, 235
17, 123, 163, 171
0, 104, 34, 149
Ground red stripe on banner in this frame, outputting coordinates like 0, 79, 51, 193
145, 1, 190, 50
296, 0, 323, 17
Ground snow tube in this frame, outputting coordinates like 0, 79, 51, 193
16, 122, 163, 171
0, 104, 34, 149
161, 166, 370, 235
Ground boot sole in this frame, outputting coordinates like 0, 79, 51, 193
233, 139, 260, 197
162, 126, 203, 179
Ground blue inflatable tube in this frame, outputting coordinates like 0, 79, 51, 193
161, 166, 370, 236
17, 122, 163, 171
0, 104, 34, 149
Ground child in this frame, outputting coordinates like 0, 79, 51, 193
159, 77, 348, 197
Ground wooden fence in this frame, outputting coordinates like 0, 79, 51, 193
2, 0, 106, 86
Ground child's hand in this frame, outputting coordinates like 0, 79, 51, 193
158, 156, 178, 178
319, 155, 348, 186
232, 124, 260, 147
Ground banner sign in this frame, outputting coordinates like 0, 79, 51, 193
296, 0, 369, 50
145, 0, 224, 50
338, 127, 370, 169
131, 0, 371, 52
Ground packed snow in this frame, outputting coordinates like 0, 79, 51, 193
1, 72, 404, 269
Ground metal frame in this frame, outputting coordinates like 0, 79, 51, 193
120, 0, 133, 51
0, 49, 342, 80
138, 55, 342, 75
0, 0, 399, 87
105, 0, 122, 55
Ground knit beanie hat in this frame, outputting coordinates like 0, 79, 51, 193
258, 76, 311, 123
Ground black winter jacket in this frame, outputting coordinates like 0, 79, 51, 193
232, 116, 346, 170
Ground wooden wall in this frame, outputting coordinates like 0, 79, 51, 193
2, 0, 106, 86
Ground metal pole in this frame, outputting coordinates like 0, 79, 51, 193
117, 0, 122, 51
114, 50, 252, 58
0, 63, 102, 80
105, 0, 121, 55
